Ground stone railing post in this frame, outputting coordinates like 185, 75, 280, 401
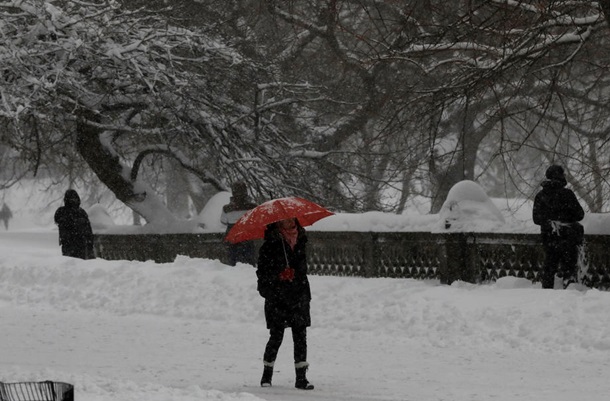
362, 232, 379, 278
439, 232, 478, 284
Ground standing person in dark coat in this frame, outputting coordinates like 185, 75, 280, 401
220, 182, 257, 266
533, 165, 585, 289
256, 218, 314, 390
0, 203, 13, 230
54, 189, 95, 259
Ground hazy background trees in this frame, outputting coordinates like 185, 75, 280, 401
2, 0, 610, 226
175, 0, 610, 213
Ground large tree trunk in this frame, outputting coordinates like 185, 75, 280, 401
165, 159, 191, 218
429, 162, 468, 214
75, 111, 138, 204
429, 125, 485, 213
75, 110, 181, 229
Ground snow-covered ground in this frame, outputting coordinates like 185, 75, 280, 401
0, 226, 610, 401
1, 179, 610, 400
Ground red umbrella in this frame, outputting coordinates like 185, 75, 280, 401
225, 197, 334, 243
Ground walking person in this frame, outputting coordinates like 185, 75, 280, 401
54, 189, 95, 259
533, 165, 585, 289
220, 182, 257, 266
256, 218, 314, 390
0, 203, 13, 230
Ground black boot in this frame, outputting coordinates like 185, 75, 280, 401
295, 363, 314, 390
260, 365, 273, 387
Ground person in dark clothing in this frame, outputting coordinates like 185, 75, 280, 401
0, 203, 13, 230
221, 182, 257, 266
54, 189, 95, 259
533, 165, 585, 289
256, 218, 314, 390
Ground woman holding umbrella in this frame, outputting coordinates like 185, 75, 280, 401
256, 217, 314, 390
225, 196, 332, 389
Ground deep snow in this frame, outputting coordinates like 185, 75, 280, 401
1, 180, 610, 400
1, 229, 610, 400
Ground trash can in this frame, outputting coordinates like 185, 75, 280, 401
0, 381, 73, 401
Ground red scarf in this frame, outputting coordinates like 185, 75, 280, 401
279, 226, 298, 250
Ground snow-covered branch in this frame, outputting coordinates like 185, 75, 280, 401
130, 145, 226, 191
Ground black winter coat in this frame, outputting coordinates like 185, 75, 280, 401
257, 225, 311, 329
54, 190, 94, 259
533, 179, 584, 244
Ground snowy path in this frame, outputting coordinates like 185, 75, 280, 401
0, 230, 609, 400
1, 304, 608, 401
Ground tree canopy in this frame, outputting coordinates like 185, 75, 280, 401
2, 0, 610, 229
0, 0, 331, 226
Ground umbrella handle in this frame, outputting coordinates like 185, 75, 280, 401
281, 240, 290, 268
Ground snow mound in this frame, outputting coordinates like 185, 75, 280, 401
494, 276, 536, 289
88, 204, 117, 230
197, 191, 231, 232
440, 180, 505, 231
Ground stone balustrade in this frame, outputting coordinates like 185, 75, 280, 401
93, 232, 610, 289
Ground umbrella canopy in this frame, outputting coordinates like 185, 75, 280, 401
225, 197, 334, 244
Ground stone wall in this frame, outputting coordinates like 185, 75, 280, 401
94, 232, 610, 289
